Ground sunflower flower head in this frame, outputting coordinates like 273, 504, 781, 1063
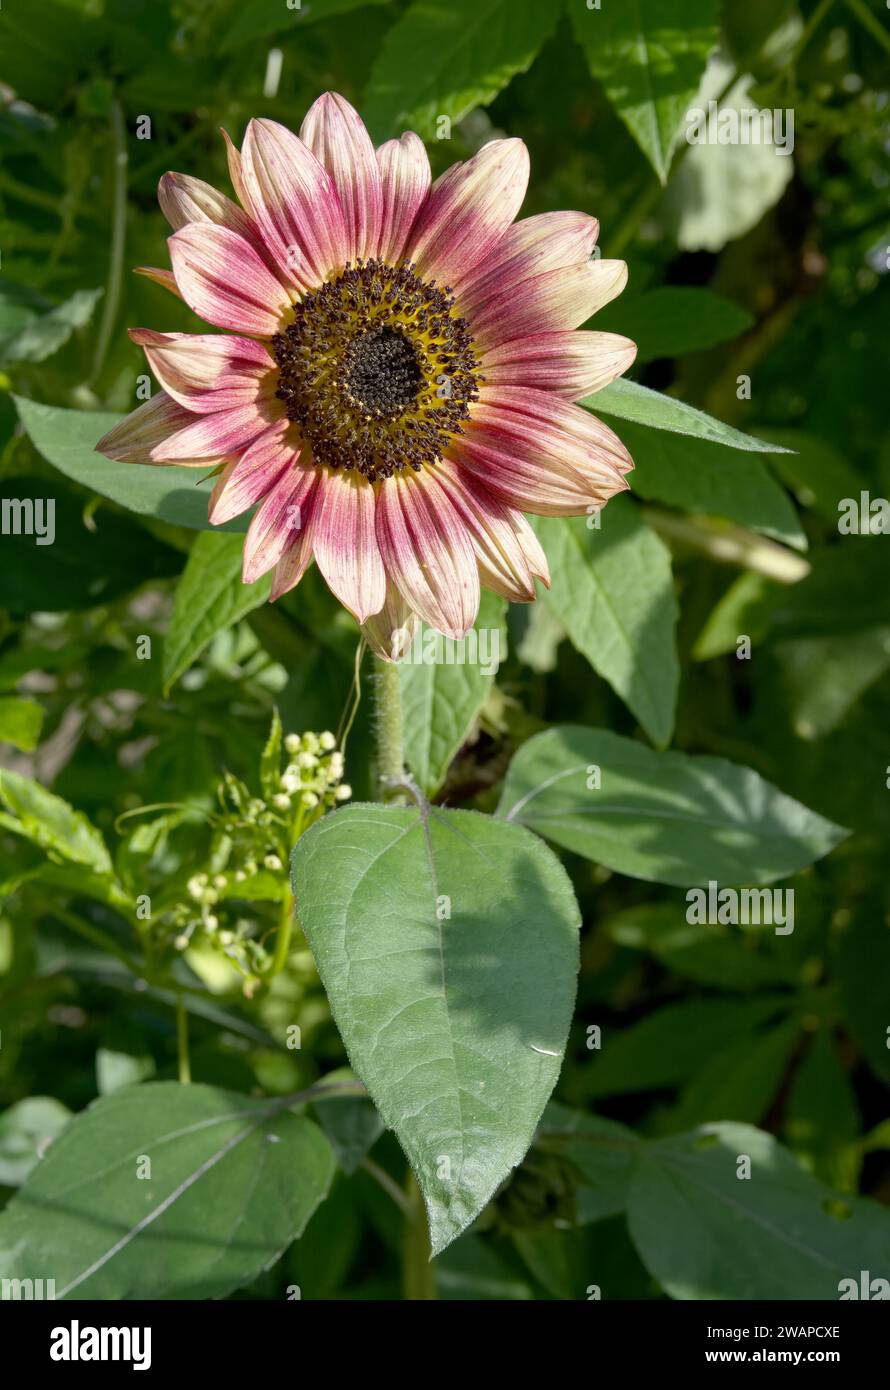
98, 92, 636, 659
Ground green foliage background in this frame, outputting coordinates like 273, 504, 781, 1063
0, 0, 889, 1300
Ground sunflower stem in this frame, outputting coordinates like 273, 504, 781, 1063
90, 98, 127, 388
373, 655, 406, 801
176, 992, 191, 1085
401, 1169, 437, 1300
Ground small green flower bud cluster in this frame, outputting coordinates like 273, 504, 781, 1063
154, 722, 351, 990
279, 730, 351, 812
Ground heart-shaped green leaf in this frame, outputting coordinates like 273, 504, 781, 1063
499, 725, 848, 885
292, 803, 581, 1254
0, 1082, 334, 1299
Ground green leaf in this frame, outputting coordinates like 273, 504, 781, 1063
292, 803, 581, 1254
0, 1097, 71, 1187
594, 287, 753, 363
259, 707, 283, 802
582, 997, 786, 1099
163, 532, 272, 693
96, 1020, 157, 1096
607, 901, 802, 990
627, 1122, 890, 1299
662, 61, 793, 251
312, 1072, 385, 1175
218, 0, 391, 52
692, 571, 781, 660
498, 725, 848, 886
757, 429, 866, 521
0, 277, 51, 340
836, 909, 890, 1086
0, 767, 113, 875
767, 540, 890, 640
531, 500, 678, 747
436, 1231, 534, 1299
399, 590, 506, 795
589, 378, 792, 453
0, 696, 44, 752
0, 287, 102, 364
618, 419, 806, 550
539, 1102, 637, 1224
785, 1030, 861, 1192
0, 474, 180, 612
363, 0, 560, 141
0, 1082, 335, 1298
670, 1015, 801, 1127
775, 630, 890, 739
568, 0, 720, 183
13, 397, 248, 533
95, 1046, 156, 1096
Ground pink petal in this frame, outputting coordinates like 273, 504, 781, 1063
472, 259, 628, 350
451, 435, 607, 517
134, 266, 183, 300
475, 387, 633, 492
158, 169, 284, 281
361, 579, 419, 663
454, 388, 632, 516
376, 470, 480, 639
208, 461, 236, 516
239, 117, 348, 290
405, 139, 530, 289
270, 526, 316, 601
168, 223, 291, 337
128, 330, 275, 413
158, 172, 256, 239
481, 331, 637, 400
208, 419, 297, 524
453, 210, 599, 307
510, 509, 550, 587
376, 132, 431, 263
242, 463, 321, 583
300, 93, 383, 264
150, 400, 275, 463
96, 391, 196, 465
221, 128, 249, 208
433, 456, 538, 602
312, 468, 386, 623
476, 386, 632, 471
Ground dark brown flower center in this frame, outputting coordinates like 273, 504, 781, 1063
342, 326, 423, 415
271, 258, 481, 483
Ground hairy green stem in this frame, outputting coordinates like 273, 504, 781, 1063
844, 0, 890, 55
176, 992, 191, 1085
360, 1158, 415, 1219
374, 656, 406, 800
267, 893, 295, 977
401, 1169, 437, 1300
90, 99, 127, 387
